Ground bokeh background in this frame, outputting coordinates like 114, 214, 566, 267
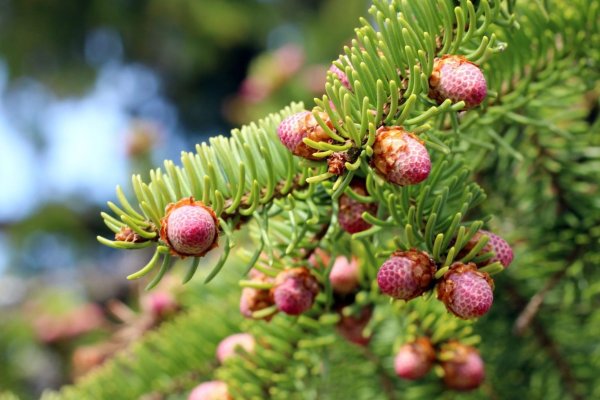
0, 1, 369, 397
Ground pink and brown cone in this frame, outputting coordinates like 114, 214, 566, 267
336, 306, 372, 346
277, 110, 334, 160
273, 267, 320, 315
338, 178, 378, 234
141, 292, 179, 319
330, 255, 360, 294
372, 126, 431, 186
160, 197, 219, 258
216, 333, 256, 363
240, 269, 275, 320
440, 341, 486, 391
377, 249, 436, 300
394, 337, 436, 380
429, 55, 487, 109
437, 263, 494, 319
188, 381, 231, 400
468, 229, 514, 268
328, 56, 352, 90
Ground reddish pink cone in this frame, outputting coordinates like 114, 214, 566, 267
338, 178, 378, 234
239, 269, 275, 320
273, 268, 320, 315
441, 341, 485, 391
377, 249, 436, 300
336, 306, 372, 346
429, 55, 487, 109
330, 256, 360, 294
460, 229, 514, 269
372, 126, 431, 186
160, 197, 219, 258
394, 337, 436, 380
277, 110, 333, 160
188, 380, 231, 400
328, 57, 351, 90
481, 230, 513, 268
308, 248, 331, 270
216, 333, 256, 363
437, 263, 494, 319
141, 292, 179, 319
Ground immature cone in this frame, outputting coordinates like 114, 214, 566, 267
160, 197, 219, 258
437, 263, 494, 319
308, 248, 331, 269
141, 292, 179, 320
338, 178, 378, 234
377, 249, 436, 300
216, 333, 256, 363
440, 341, 485, 391
328, 56, 352, 90
429, 55, 487, 109
239, 269, 275, 320
394, 337, 436, 380
273, 267, 320, 315
277, 110, 334, 160
336, 306, 372, 346
330, 255, 360, 294
188, 381, 231, 400
461, 229, 514, 269
372, 126, 431, 186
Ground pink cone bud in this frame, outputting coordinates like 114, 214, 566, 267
372, 126, 431, 186
277, 110, 333, 160
480, 230, 513, 268
394, 337, 436, 380
239, 269, 274, 320
437, 263, 494, 319
338, 178, 378, 234
377, 249, 436, 300
141, 292, 179, 319
441, 341, 485, 391
188, 381, 231, 400
336, 306, 372, 346
216, 333, 256, 363
273, 268, 320, 315
328, 56, 352, 90
160, 197, 219, 258
330, 256, 360, 294
429, 55, 487, 109
459, 230, 514, 269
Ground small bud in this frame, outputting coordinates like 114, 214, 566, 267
336, 306, 372, 346
429, 55, 487, 109
377, 249, 436, 300
440, 341, 485, 391
338, 178, 378, 234
463, 230, 514, 269
372, 126, 431, 186
160, 197, 219, 258
328, 56, 352, 90
273, 268, 320, 315
239, 269, 275, 320
437, 263, 494, 319
216, 333, 256, 363
188, 381, 231, 400
141, 292, 179, 319
277, 110, 333, 160
394, 337, 436, 380
330, 256, 360, 295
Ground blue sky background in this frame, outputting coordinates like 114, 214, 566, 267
0, 30, 194, 274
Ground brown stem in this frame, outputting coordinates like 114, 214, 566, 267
507, 286, 583, 400
513, 264, 570, 336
